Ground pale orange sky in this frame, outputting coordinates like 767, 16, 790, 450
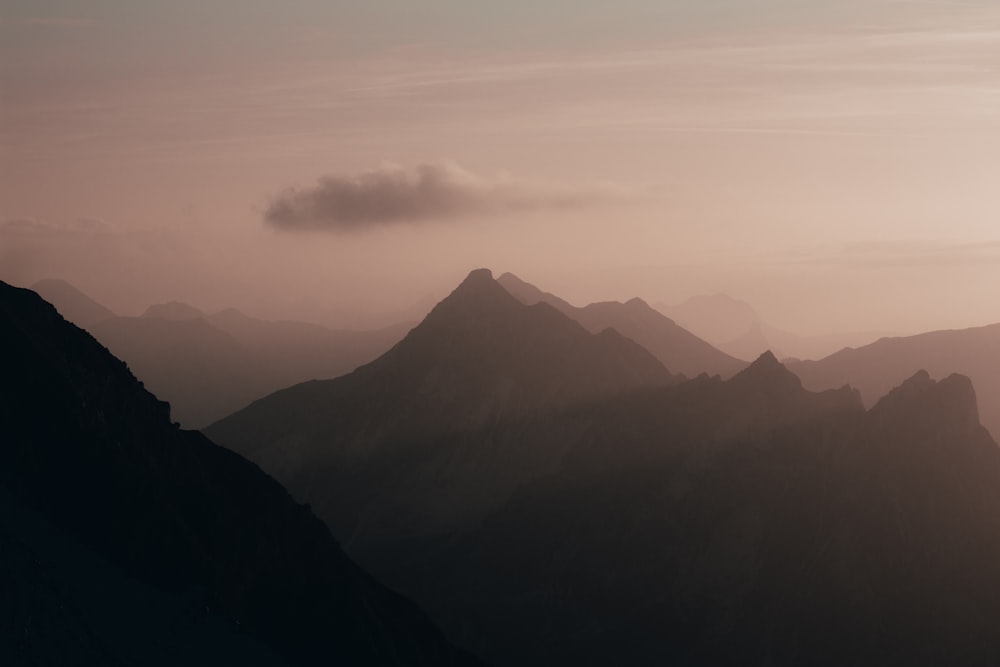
2, 0, 1000, 335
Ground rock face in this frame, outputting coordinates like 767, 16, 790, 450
0, 280, 480, 667
497, 272, 746, 378
377, 361, 1000, 667
208, 268, 676, 552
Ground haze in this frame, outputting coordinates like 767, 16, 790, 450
3, 0, 1000, 336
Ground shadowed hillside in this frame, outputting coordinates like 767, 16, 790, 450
0, 280, 480, 666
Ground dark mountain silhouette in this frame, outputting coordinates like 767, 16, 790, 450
0, 279, 479, 666
30, 278, 117, 327
214, 307, 1000, 667
371, 360, 1000, 666
208, 268, 676, 553
660, 292, 885, 361
497, 272, 745, 378
788, 323, 1000, 439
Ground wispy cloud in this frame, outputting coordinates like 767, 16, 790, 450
264, 161, 626, 232
0, 217, 114, 237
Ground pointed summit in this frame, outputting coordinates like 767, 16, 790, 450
730, 350, 802, 392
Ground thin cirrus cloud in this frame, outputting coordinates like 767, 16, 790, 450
263, 161, 627, 232
0, 217, 114, 237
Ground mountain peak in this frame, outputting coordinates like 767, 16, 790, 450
729, 350, 801, 391
872, 370, 981, 435
462, 267, 494, 285
429, 268, 514, 313
625, 296, 649, 309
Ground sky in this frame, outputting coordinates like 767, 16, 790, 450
2, 0, 1000, 335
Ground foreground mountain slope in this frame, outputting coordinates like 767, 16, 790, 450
208, 268, 676, 550
0, 280, 479, 666
497, 272, 746, 377
788, 323, 1000, 438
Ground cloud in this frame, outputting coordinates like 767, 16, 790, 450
264, 161, 624, 232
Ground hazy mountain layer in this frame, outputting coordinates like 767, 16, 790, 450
498, 272, 746, 377
30, 278, 117, 328
788, 323, 1000, 439
30, 278, 410, 428
0, 280, 479, 666
661, 292, 885, 361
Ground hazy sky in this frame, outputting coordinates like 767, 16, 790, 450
3, 0, 1000, 335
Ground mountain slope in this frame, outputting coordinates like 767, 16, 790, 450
30, 278, 116, 327
208, 268, 676, 551
0, 280, 480, 666
788, 323, 1000, 438
497, 272, 746, 377
378, 360, 1000, 666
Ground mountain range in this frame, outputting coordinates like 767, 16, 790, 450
209, 268, 1000, 666
788, 323, 1000, 439
0, 279, 479, 666
28, 279, 410, 428
497, 272, 745, 377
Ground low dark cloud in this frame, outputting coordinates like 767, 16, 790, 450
264, 161, 623, 232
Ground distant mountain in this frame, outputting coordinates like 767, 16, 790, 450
204, 307, 411, 392
208, 268, 676, 552
30, 278, 116, 327
497, 272, 745, 378
142, 300, 207, 321
788, 323, 1000, 439
0, 280, 479, 666
78, 303, 410, 428
660, 292, 884, 361
88, 315, 268, 428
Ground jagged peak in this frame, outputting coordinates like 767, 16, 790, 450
729, 350, 801, 390
750, 350, 780, 368
871, 370, 981, 432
